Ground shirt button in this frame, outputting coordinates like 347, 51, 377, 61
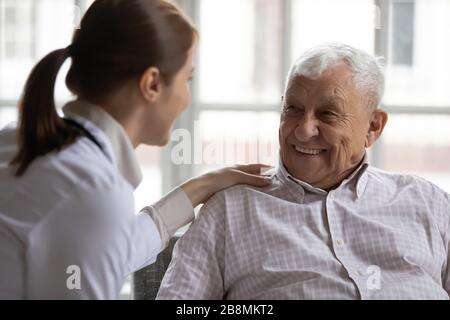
336, 239, 345, 246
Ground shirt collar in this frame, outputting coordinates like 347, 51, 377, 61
277, 153, 369, 200
62, 100, 143, 189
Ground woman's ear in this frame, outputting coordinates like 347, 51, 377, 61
365, 109, 388, 148
139, 66, 162, 103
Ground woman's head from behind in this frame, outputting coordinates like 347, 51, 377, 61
67, 0, 198, 145
12, 0, 197, 176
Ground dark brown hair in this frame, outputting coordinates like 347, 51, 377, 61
11, 0, 198, 176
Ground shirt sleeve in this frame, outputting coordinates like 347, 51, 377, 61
443, 198, 450, 296
445, 241, 450, 296
140, 187, 194, 250
25, 184, 145, 299
156, 194, 226, 300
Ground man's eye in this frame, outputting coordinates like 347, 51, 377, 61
321, 111, 338, 117
283, 106, 301, 116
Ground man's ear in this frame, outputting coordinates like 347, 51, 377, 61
365, 109, 388, 148
139, 66, 162, 103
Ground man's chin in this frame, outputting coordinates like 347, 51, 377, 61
285, 161, 324, 179
285, 166, 320, 183
293, 173, 318, 184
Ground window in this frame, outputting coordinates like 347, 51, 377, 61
391, 0, 415, 66
2, 2, 35, 59
198, 0, 283, 105
194, 111, 280, 175
375, 0, 450, 192
382, 114, 450, 191
384, 0, 450, 107
0, 0, 78, 102
0, 106, 16, 129
291, 0, 376, 58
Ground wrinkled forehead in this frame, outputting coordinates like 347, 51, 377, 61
284, 62, 356, 99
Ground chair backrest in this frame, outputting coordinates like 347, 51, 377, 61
132, 237, 179, 300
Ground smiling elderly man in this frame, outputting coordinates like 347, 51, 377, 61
157, 43, 450, 300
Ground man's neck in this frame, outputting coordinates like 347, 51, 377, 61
323, 155, 367, 192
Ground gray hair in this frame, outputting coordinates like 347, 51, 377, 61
286, 42, 385, 109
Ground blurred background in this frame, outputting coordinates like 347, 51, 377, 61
1, 0, 450, 298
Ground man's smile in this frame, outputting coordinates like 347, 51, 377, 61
292, 144, 328, 156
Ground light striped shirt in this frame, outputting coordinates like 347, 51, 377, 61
157, 157, 450, 300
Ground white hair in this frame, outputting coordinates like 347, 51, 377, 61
286, 42, 385, 109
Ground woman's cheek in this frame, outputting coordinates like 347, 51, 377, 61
179, 85, 191, 112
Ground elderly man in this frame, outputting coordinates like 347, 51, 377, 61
157, 43, 450, 299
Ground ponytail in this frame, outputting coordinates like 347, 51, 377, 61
10, 47, 80, 176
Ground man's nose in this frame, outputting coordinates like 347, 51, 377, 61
294, 115, 319, 142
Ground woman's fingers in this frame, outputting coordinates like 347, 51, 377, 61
233, 171, 273, 187
226, 163, 275, 187
233, 163, 274, 175
181, 164, 275, 207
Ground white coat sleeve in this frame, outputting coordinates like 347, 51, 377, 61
140, 187, 194, 251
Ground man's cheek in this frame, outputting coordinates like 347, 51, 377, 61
329, 145, 345, 168
336, 138, 355, 167
279, 128, 289, 149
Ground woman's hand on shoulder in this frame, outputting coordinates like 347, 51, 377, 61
180, 164, 274, 207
